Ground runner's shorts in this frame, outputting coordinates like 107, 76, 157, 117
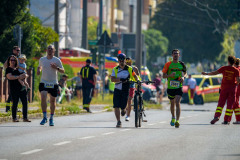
113, 88, 129, 110
129, 88, 135, 98
39, 83, 59, 97
167, 88, 183, 100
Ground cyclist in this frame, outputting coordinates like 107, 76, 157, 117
202, 56, 240, 125
111, 53, 140, 128
125, 57, 140, 121
162, 49, 187, 128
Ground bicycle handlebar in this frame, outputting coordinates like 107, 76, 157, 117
128, 80, 155, 85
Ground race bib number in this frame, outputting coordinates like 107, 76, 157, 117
170, 81, 180, 88
44, 83, 54, 88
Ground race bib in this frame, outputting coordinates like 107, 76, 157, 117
44, 83, 54, 88
170, 81, 180, 88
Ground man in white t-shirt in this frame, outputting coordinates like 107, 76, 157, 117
187, 74, 197, 105
37, 45, 65, 126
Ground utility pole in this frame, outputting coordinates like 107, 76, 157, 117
135, 0, 142, 71
54, 0, 59, 57
129, 4, 134, 32
82, 0, 88, 49
110, 0, 115, 33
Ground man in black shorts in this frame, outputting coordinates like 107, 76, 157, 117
37, 45, 65, 126
111, 53, 140, 128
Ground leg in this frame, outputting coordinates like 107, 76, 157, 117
115, 108, 120, 121
76, 90, 80, 99
159, 89, 163, 104
18, 79, 25, 86
6, 93, 12, 112
19, 90, 28, 119
175, 95, 182, 121
224, 87, 236, 122
40, 91, 48, 113
170, 99, 175, 118
11, 93, 20, 120
215, 89, 228, 118
126, 96, 133, 117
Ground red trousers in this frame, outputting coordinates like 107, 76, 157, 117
231, 85, 240, 121
215, 86, 237, 122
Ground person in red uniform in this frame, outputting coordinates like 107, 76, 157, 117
231, 58, 240, 124
202, 56, 240, 125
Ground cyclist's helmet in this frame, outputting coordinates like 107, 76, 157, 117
117, 53, 126, 60
126, 57, 132, 63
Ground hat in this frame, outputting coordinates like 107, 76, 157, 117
62, 74, 68, 78
19, 54, 27, 60
86, 59, 91, 63
117, 53, 126, 59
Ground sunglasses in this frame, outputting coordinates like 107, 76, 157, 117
48, 48, 53, 50
118, 58, 125, 61
16, 50, 20, 51
10, 59, 16, 62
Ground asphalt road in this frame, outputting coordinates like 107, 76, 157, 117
0, 102, 240, 160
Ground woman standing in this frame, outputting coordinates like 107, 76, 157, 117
5, 55, 31, 122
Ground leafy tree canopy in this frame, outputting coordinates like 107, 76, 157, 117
151, 0, 240, 63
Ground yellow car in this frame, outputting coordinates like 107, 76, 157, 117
181, 75, 222, 104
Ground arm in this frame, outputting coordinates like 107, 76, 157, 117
4, 60, 8, 69
111, 76, 121, 83
163, 72, 176, 79
202, 70, 219, 75
19, 66, 26, 71
93, 74, 97, 86
6, 73, 20, 80
133, 67, 140, 76
37, 66, 42, 75
237, 77, 240, 84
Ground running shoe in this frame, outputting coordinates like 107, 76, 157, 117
175, 121, 180, 128
49, 118, 54, 126
233, 121, 240, 124
83, 107, 92, 113
222, 121, 230, 125
125, 116, 130, 121
170, 118, 175, 126
121, 109, 126, 116
116, 121, 122, 128
210, 117, 219, 124
40, 117, 47, 125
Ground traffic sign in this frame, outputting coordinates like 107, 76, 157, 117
97, 31, 113, 46
88, 40, 97, 45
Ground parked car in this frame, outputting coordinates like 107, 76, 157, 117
181, 75, 222, 105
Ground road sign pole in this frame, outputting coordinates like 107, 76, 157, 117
135, 0, 142, 71
18, 26, 22, 55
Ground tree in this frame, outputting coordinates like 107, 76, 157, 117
143, 29, 168, 73
218, 23, 240, 63
151, 0, 240, 63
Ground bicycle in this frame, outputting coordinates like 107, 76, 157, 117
129, 80, 155, 128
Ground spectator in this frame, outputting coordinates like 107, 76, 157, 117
153, 73, 162, 104
4, 46, 20, 112
95, 71, 101, 97
187, 74, 196, 105
18, 54, 30, 91
59, 74, 72, 102
105, 71, 109, 93
5, 55, 31, 122
69, 72, 82, 100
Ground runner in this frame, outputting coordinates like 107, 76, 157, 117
162, 49, 187, 128
111, 53, 140, 128
37, 45, 65, 126
125, 57, 140, 121
202, 55, 240, 125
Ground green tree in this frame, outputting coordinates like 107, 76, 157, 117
143, 29, 168, 73
151, 0, 239, 63
218, 23, 240, 63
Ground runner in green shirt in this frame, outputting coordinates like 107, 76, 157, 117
162, 49, 187, 128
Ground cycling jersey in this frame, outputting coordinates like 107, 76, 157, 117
162, 61, 186, 89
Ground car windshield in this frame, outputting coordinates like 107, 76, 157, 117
183, 78, 202, 86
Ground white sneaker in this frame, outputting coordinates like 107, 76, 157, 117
125, 116, 130, 121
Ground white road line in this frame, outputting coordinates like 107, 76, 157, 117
21, 149, 43, 155
159, 121, 166, 124
78, 136, 95, 140
53, 141, 71, 146
120, 129, 131, 132
148, 123, 156, 126
102, 132, 115, 135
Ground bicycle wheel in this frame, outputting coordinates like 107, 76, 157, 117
138, 98, 142, 127
134, 94, 139, 128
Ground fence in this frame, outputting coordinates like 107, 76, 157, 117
0, 67, 33, 103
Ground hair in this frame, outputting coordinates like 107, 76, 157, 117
228, 55, 236, 65
47, 45, 56, 52
7, 55, 18, 68
172, 49, 180, 54
13, 46, 19, 50
235, 58, 240, 66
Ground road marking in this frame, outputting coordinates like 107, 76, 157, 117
102, 132, 115, 135
53, 141, 71, 146
148, 123, 156, 126
21, 149, 43, 155
120, 129, 131, 132
78, 136, 95, 140
159, 121, 166, 124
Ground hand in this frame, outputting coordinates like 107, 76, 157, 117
137, 80, 141, 85
202, 72, 207, 75
120, 78, 128, 83
50, 63, 58, 69
19, 74, 28, 79
179, 77, 184, 83
169, 72, 176, 78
